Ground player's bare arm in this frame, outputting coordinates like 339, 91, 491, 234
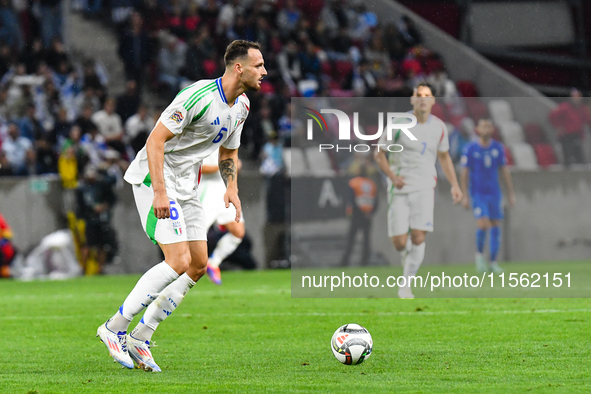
460, 167, 470, 209
501, 166, 516, 207
437, 150, 463, 203
219, 145, 242, 222
146, 121, 176, 219
374, 149, 405, 189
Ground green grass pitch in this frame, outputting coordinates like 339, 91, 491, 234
1, 265, 590, 393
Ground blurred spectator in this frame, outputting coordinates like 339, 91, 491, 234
349, 4, 377, 43
111, 0, 135, 31
19, 38, 45, 74
397, 15, 422, 50
81, 59, 107, 103
278, 40, 302, 88
260, 132, 284, 177
75, 86, 101, 115
345, 59, 377, 97
118, 11, 150, 83
34, 132, 58, 174
45, 37, 68, 70
0, 151, 14, 175
549, 88, 591, 166
0, 0, 24, 51
427, 68, 458, 99
38, 0, 64, 48
320, 0, 349, 37
17, 104, 44, 141
329, 27, 354, 61
74, 103, 99, 136
276, 0, 301, 40
2, 122, 33, 175
125, 103, 153, 155
217, 0, 242, 38
383, 23, 406, 61
48, 107, 71, 147
91, 97, 125, 156
0, 88, 9, 120
299, 41, 321, 82
340, 163, 378, 266
116, 79, 140, 123
84, 0, 103, 19
0, 211, 16, 278
364, 29, 391, 78
76, 165, 118, 273
183, 27, 213, 82
157, 33, 188, 100
184, 3, 201, 39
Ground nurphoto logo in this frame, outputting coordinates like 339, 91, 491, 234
304, 107, 417, 153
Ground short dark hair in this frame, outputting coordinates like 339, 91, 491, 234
224, 40, 261, 67
413, 82, 435, 96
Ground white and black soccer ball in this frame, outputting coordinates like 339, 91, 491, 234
331, 323, 373, 365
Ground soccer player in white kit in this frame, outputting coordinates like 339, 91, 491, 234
374, 83, 462, 299
199, 148, 246, 285
96, 40, 266, 371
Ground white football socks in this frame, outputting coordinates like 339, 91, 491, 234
403, 242, 426, 286
106, 262, 179, 333
209, 232, 242, 268
131, 273, 196, 342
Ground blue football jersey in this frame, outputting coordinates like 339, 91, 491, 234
461, 140, 506, 195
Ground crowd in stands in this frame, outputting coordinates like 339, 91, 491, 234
3, 0, 581, 182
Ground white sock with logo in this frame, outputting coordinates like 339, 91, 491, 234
131, 273, 196, 342
106, 262, 179, 333
209, 232, 242, 268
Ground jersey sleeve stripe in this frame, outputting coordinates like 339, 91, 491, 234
183, 82, 216, 109
185, 85, 218, 110
191, 100, 213, 122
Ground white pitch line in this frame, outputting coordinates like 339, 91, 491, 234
2, 308, 591, 321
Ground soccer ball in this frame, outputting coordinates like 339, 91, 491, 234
331, 324, 373, 365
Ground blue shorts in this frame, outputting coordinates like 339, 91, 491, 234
471, 193, 503, 220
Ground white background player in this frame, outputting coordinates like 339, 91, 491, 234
96, 40, 266, 371
374, 82, 462, 299
200, 148, 246, 285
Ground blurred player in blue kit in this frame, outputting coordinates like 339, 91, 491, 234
460, 118, 516, 274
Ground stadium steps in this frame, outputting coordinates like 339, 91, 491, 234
64, 5, 126, 96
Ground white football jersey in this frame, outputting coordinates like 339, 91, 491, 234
198, 148, 226, 201
378, 113, 449, 194
124, 78, 250, 200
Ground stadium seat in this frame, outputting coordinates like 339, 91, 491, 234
304, 146, 336, 177
283, 148, 308, 177
431, 102, 449, 123
464, 97, 489, 121
488, 99, 514, 124
460, 117, 475, 138
202, 59, 218, 78
333, 60, 353, 84
523, 123, 547, 145
533, 143, 558, 167
456, 80, 479, 97
496, 121, 525, 145
509, 143, 538, 170
491, 124, 503, 142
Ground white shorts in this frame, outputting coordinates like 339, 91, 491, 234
132, 183, 207, 244
387, 188, 435, 237
200, 182, 244, 230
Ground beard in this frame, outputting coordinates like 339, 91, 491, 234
242, 75, 262, 92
